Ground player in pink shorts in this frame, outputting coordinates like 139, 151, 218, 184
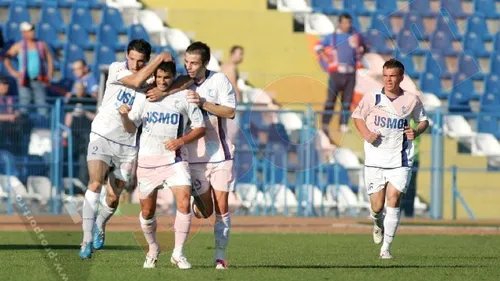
352, 59, 429, 259
120, 61, 205, 269
182, 42, 237, 269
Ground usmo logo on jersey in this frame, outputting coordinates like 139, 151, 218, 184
115, 88, 136, 108
145, 112, 180, 125
374, 116, 408, 129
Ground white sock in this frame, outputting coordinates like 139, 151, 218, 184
370, 209, 384, 229
82, 190, 100, 242
95, 198, 116, 232
140, 213, 159, 256
214, 213, 231, 261
381, 207, 401, 252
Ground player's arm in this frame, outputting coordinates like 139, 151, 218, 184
164, 102, 206, 151
145, 75, 194, 102
119, 52, 173, 88
352, 94, 380, 143
118, 105, 137, 133
404, 97, 429, 140
187, 75, 237, 119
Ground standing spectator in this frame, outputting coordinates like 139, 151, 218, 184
66, 59, 99, 99
401, 119, 421, 217
316, 13, 366, 137
3, 22, 53, 118
221, 45, 244, 102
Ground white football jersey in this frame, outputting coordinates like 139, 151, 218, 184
130, 90, 205, 168
351, 88, 427, 168
185, 71, 237, 163
91, 61, 149, 147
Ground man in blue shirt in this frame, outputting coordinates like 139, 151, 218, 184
316, 13, 366, 137
67, 59, 99, 99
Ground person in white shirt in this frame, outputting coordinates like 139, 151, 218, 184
79, 39, 175, 259
351, 59, 429, 259
182, 42, 237, 270
120, 61, 205, 269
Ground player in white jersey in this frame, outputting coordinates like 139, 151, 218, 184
181, 42, 237, 269
79, 39, 175, 259
120, 61, 205, 269
352, 59, 429, 259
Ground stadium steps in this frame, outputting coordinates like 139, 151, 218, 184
141, 0, 325, 88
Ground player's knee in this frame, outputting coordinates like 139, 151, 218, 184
88, 180, 103, 192
106, 192, 120, 208
176, 198, 191, 214
141, 208, 155, 220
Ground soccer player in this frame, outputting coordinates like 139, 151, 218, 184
351, 59, 429, 259
183, 42, 237, 270
120, 61, 205, 269
79, 39, 174, 259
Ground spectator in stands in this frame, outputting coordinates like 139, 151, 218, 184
66, 59, 99, 100
0, 75, 27, 155
316, 13, 366, 137
64, 81, 96, 186
3, 22, 53, 118
221, 45, 244, 102
401, 119, 421, 217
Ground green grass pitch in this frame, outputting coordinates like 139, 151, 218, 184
0, 231, 499, 281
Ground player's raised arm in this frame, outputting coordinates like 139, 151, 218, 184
352, 93, 381, 144
146, 75, 194, 102
119, 52, 173, 89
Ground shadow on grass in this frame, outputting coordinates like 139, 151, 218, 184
0, 244, 140, 250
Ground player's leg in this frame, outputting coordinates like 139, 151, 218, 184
169, 185, 192, 269
190, 163, 214, 219
379, 168, 411, 259
366, 167, 387, 245
211, 160, 234, 269
140, 189, 160, 269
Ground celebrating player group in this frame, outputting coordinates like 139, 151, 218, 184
78, 39, 236, 270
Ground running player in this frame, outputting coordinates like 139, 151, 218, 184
79, 39, 174, 259
183, 42, 237, 270
120, 61, 205, 269
351, 59, 429, 259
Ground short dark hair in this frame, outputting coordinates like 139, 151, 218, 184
74, 59, 87, 66
338, 13, 352, 23
383, 58, 405, 75
186, 41, 211, 64
230, 45, 243, 54
155, 61, 177, 77
127, 39, 152, 61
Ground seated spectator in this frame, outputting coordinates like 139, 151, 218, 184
66, 59, 99, 99
0, 75, 32, 155
3, 22, 53, 118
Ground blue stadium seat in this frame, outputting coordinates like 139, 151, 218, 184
97, 24, 125, 50
62, 43, 85, 80
40, 1, 66, 32
408, 0, 435, 17
450, 73, 480, 109
463, 32, 490, 58
484, 74, 500, 96
128, 24, 150, 42
2, 21, 21, 44
395, 28, 423, 55
69, 2, 96, 32
343, 0, 370, 16
440, 0, 468, 18
375, 0, 403, 16
369, 11, 394, 38
435, 9, 462, 40
60, 0, 103, 9
325, 164, 353, 189
493, 32, 500, 52
474, 0, 500, 19
430, 30, 458, 56
477, 114, 500, 139
27, 0, 55, 8
419, 73, 447, 98
402, 12, 428, 40
424, 52, 451, 79
93, 44, 117, 74
311, 0, 338, 14
466, 13, 492, 41
267, 123, 292, 152
36, 22, 63, 50
101, 6, 127, 33
234, 145, 256, 184
457, 52, 483, 79
264, 143, 288, 184
67, 23, 94, 50
364, 29, 393, 54
8, 1, 30, 23
394, 51, 420, 78
490, 51, 500, 75
448, 90, 473, 113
